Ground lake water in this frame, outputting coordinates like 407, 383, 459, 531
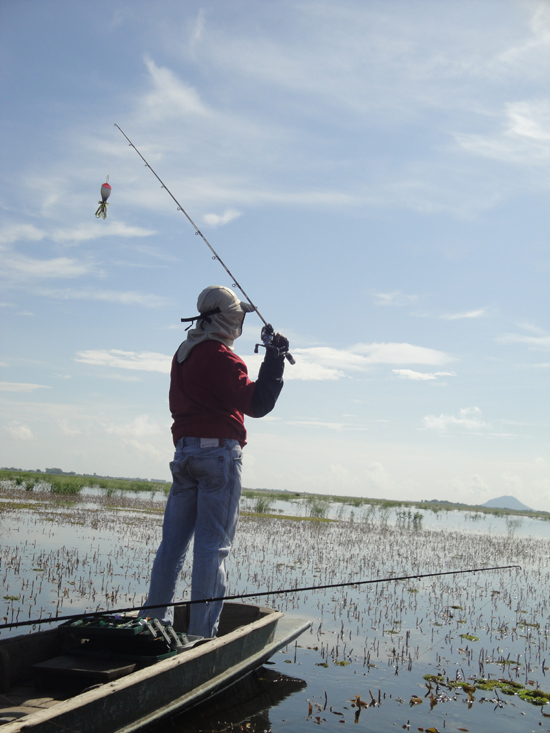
255, 496, 550, 540
1, 484, 549, 731
76, 484, 550, 539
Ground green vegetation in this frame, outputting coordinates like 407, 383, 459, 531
422, 675, 550, 706
423, 674, 446, 685
50, 479, 85, 495
0, 469, 166, 495
305, 495, 330, 519
473, 679, 523, 693
242, 512, 333, 523
252, 495, 273, 514
518, 688, 550, 705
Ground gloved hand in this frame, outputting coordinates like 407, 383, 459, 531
272, 332, 289, 353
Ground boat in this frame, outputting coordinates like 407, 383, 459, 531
0, 602, 311, 732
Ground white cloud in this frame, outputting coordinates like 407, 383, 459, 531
283, 349, 353, 377
0, 222, 154, 291
203, 209, 242, 227
497, 330, 550, 350
283, 361, 345, 381
104, 414, 162, 438
95, 373, 142, 383
374, 291, 418, 307
500, 470, 524, 495
423, 406, 488, 432
287, 419, 366, 431
1, 254, 91, 279
5, 422, 34, 440
448, 473, 491, 503
364, 462, 391, 493
506, 98, 550, 143
246, 341, 454, 381
392, 369, 456, 381
440, 309, 488, 320
244, 351, 344, 381
457, 99, 550, 167
279, 346, 373, 377
0, 382, 51, 392
494, 4, 550, 77
122, 439, 167, 463
51, 221, 155, 244
0, 223, 45, 246
142, 56, 211, 120
41, 288, 169, 307
352, 342, 453, 365
74, 349, 172, 373
59, 419, 82, 436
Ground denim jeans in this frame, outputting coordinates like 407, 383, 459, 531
140, 437, 243, 638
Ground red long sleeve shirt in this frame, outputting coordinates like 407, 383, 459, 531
169, 340, 257, 447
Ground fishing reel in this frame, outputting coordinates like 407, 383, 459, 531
255, 324, 295, 364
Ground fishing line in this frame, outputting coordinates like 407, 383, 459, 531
114, 124, 295, 364
0, 565, 519, 631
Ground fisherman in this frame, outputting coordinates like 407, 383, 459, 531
140, 285, 288, 638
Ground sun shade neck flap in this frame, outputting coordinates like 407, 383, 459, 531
176, 286, 255, 363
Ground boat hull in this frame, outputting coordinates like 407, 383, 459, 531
0, 604, 310, 732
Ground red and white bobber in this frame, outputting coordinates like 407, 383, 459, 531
95, 177, 112, 219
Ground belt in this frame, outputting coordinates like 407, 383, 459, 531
182, 437, 227, 448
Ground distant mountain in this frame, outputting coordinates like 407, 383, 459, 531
482, 495, 533, 511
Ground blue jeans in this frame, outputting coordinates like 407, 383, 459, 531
140, 437, 243, 637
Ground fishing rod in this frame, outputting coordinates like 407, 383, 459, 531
0, 564, 519, 631
114, 124, 295, 365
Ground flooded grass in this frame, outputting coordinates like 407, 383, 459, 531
1, 478, 549, 731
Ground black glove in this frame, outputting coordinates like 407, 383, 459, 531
271, 332, 289, 352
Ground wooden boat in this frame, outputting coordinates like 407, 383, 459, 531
0, 603, 311, 732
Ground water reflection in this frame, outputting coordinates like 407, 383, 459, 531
154, 667, 307, 732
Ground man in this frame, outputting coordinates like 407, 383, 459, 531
140, 285, 288, 638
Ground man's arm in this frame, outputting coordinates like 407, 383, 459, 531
251, 334, 287, 417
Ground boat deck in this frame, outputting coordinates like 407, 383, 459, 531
1, 686, 68, 725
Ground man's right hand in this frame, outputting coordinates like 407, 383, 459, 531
272, 332, 289, 352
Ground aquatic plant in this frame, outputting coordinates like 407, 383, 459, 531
50, 480, 84, 495
304, 496, 330, 519
252, 496, 273, 514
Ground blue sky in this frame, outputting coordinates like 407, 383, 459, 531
1, 1, 548, 509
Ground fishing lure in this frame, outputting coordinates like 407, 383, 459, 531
95, 177, 112, 219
